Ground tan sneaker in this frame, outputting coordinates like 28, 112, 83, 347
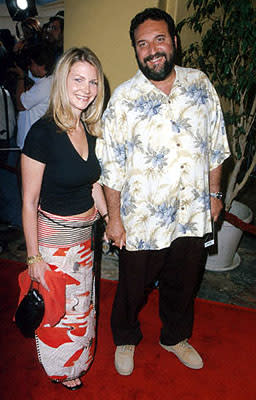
115, 345, 135, 375
160, 339, 203, 369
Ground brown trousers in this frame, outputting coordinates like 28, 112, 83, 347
111, 237, 207, 346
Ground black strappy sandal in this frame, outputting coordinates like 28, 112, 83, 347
52, 378, 83, 391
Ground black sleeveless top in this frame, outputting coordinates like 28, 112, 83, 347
22, 117, 101, 216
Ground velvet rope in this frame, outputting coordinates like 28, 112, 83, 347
224, 211, 256, 235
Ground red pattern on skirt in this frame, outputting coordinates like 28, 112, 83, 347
36, 237, 97, 381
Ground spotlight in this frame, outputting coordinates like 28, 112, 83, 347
5, 0, 38, 22
17, 0, 28, 10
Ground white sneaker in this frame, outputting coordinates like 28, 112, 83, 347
160, 339, 203, 369
115, 345, 135, 375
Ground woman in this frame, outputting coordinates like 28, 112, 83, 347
21, 47, 108, 390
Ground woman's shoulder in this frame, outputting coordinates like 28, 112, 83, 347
32, 116, 56, 129
24, 116, 56, 146
28, 116, 57, 137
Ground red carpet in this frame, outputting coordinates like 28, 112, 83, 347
1, 258, 256, 400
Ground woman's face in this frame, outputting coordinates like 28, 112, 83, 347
66, 61, 98, 116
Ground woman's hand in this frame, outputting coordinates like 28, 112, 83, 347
102, 214, 109, 242
28, 260, 51, 291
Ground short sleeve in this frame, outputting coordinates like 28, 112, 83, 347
96, 95, 127, 192
206, 77, 230, 170
20, 76, 52, 110
22, 118, 50, 163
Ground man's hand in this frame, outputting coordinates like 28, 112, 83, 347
106, 217, 126, 249
103, 186, 125, 248
210, 197, 223, 222
9, 63, 24, 79
209, 164, 224, 222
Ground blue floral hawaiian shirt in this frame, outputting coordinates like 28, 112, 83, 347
96, 66, 230, 251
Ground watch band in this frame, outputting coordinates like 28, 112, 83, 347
210, 192, 223, 200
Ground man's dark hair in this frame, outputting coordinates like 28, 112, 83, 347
0, 29, 16, 53
28, 43, 56, 75
129, 8, 176, 48
49, 10, 64, 33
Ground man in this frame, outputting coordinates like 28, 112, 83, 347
46, 11, 64, 61
14, 44, 55, 148
97, 8, 230, 375
0, 82, 21, 229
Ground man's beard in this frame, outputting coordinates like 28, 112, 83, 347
136, 51, 175, 81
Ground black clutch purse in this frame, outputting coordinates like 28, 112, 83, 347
15, 282, 45, 338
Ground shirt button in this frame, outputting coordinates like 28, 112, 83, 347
181, 187, 185, 190
181, 207, 185, 210
180, 165, 184, 169
176, 143, 180, 147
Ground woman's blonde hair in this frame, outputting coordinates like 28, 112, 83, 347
47, 47, 105, 137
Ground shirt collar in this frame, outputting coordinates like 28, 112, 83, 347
134, 65, 181, 97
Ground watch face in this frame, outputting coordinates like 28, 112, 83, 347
210, 192, 223, 199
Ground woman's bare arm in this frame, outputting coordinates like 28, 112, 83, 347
21, 154, 50, 290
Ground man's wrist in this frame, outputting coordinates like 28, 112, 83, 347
210, 191, 223, 200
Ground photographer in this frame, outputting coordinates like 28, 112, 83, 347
13, 17, 42, 56
45, 11, 64, 61
11, 43, 55, 149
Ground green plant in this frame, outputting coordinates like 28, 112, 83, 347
177, 0, 256, 210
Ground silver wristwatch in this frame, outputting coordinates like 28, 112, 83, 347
210, 192, 223, 200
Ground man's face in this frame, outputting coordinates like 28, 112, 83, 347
47, 20, 62, 45
29, 59, 46, 78
134, 19, 176, 81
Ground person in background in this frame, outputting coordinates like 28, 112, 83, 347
97, 8, 230, 376
10, 19, 42, 100
0, 46, 16, 148
45, 10, 64, 60
0, 28, 16, 55
41, 21, 50, 42
12, 17, 42, 85
13, 17, 42, 55
12, 43, 55, 148
0, 48, 20, 230
0, 29, 17, 98
21, 47, 108, 390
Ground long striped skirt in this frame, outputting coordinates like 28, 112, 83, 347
35, 208, 100, 382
